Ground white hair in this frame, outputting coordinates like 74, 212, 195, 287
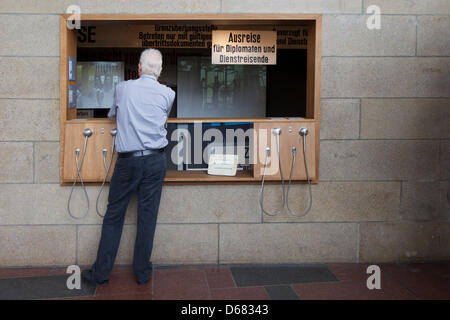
139, 48, 163, 78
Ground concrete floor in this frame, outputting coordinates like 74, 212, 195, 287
0, 262, 449, 300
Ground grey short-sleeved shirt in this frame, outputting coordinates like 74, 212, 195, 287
108, 74, 175, 153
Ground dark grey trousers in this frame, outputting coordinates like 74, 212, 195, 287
91, 152, 166, 283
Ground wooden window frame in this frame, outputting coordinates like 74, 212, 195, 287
59, 14, 322, 185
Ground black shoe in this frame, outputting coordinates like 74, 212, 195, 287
136, 278, 150, 286
81, 269, 109, 287
135, 265, 153, 285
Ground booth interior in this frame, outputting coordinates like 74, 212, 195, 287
60, 15, 321, 184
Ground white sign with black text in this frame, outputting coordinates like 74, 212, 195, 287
207, 154, 239, 176
212, 30, 277, 65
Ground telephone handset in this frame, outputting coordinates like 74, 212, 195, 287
67, 128, 93, 219
259, 128, 285, 216
96, 128, 118, 217
259, 127, 312, 217
286, 128, 312, 217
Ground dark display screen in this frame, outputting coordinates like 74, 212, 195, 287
76, 61, 124, 109
177, 56, 267, 118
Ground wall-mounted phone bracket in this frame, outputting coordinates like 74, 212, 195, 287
62, 122, 117, 183
253, 122, 316, 182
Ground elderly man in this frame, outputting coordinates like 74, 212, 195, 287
82, 49, 175, 286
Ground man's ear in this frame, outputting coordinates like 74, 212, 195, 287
138, 63, 142, 76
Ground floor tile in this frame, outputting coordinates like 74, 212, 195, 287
95, 271, 153, 296
381, 264, 450, 300
49, 295, 97, 300
230, 265, 338, 287
154, 264, 180, 270
108, 265, 134, 274
406, 263, 450, 279
204, 267, 236, 289
48, 267, 70, 276
210, 287, 270, 300
55, 292, 152, 300
93, 293, 153, 300
177, 264, 212, 271
292, 280, 417, 300
0, 267, 52, 279
264, 285, 299, 300
327, 263, 373, 282
153, 269, 210, 300
327, 263, 419, 290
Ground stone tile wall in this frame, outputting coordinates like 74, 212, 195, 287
0, 0, 448, 266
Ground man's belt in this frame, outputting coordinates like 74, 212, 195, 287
118, 148, 165, 158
